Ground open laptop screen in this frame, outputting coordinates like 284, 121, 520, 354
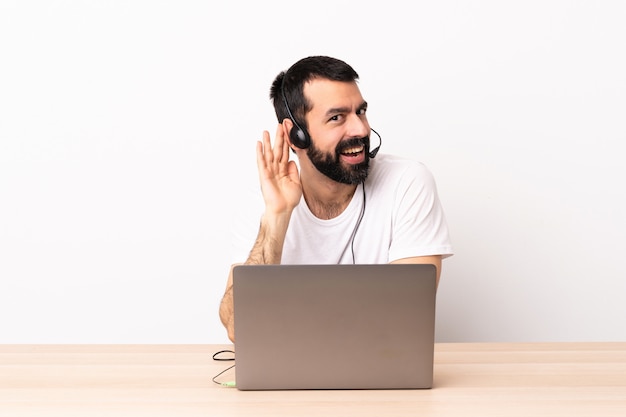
232, 264, 437, 390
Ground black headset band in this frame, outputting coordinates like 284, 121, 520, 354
281, 72, 310, 149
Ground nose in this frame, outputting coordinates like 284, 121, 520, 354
346, 113, 370, 138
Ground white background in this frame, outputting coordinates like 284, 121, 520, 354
1, 1, 625, 343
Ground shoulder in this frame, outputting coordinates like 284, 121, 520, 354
368, 154, 435, 187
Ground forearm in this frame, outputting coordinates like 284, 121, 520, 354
390, 255, 442, 289
245, 211, 291, 265
219, 211, 292, 342
219, 265, 236, 342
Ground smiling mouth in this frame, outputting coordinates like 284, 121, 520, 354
340, 144, 365, 156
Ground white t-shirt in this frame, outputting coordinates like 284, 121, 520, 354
230, 154, 453, 265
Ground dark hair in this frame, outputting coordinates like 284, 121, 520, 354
269, 56, 359, 129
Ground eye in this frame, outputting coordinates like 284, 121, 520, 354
357, 107, 367, 116
329, 114, 342, 122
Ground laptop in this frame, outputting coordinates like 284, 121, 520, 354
232, 263, 437, 390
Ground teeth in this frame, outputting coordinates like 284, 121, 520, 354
342, 145, 364, 154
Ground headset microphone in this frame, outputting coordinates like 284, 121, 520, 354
369, 128, 382, 158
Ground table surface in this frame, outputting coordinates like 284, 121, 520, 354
1, 342, 625, 417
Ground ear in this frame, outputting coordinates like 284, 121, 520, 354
281, 118, 297, 152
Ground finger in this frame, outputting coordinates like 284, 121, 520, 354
273, 124, 285, 163
261, 130, 274, 165
282, 126, 292, 157
256, 140, 266, 176
256, 131, 270, 171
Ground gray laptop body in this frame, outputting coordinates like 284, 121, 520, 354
232, 264, 437, 390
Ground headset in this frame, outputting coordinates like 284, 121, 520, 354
280, 81, 311, 149
280, 74, 382, 157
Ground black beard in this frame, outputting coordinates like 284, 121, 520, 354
306, 136, 370, 185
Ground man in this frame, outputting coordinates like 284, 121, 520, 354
219, 56, 453, 342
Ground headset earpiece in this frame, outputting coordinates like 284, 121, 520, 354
289, 124, 310, 149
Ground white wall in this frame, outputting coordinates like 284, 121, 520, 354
1, 1, 624, 343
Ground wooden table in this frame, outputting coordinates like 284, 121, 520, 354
1, 343, 625, 416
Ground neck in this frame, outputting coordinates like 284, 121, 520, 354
302, 178, 358, 220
